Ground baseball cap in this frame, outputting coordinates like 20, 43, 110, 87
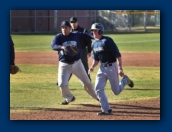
60, 21, 71, 27
70, 17, 77, 23
90, 23, 104, 31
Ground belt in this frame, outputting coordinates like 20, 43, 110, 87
101, 63, 113, 67
67, 62, 75, 64
66, 59, 79, 65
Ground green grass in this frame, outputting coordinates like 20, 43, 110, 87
11, 33, 160, 52
10, 33, 160, 113
11, 35, 53, 52
108, 33, 160, 52
10, 65, 160, 109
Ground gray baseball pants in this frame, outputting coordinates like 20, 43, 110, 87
58, 59, 97, 102
94, 62, 128, 112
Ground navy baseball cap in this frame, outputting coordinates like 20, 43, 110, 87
60, 21, 71, 27
70, 17, 77, 23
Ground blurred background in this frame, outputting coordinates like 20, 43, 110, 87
10, 10, 160, 33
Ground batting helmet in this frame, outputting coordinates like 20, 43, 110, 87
90, 23, 104, 35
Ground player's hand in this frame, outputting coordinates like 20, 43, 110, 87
88, 67, 94, 74
118, 68, 124, 77
61, 46, 65, 50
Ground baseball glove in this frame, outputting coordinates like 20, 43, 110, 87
10, 65, 20, 75
64, 46, 78, 57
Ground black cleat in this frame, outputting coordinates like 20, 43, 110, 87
97, 109, 112, 116
60, 96, 75, 105
123, 75, 134, 88
128, 79, 134, 88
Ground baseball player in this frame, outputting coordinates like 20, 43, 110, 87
10, 35, 15, 66
69, 17, 92, 81
51, 20, 98, 105
10, 35, 20, 74
88, 23, 134, 115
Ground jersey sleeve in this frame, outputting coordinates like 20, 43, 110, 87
10, 36, 15, 65
106, 37, 121, 58
51, 34, 63, 51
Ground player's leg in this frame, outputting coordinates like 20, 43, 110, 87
58, 61, 74, 103
72, 59, 98, 100
107, 62, 129, 95
95, 67, 111, 113
68, 73, 72, 81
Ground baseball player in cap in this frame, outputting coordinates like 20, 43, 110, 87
69, 17, 92, 81
51, 20, 98, 105
88, 23, 134, 115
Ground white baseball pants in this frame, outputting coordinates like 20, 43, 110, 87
58, 59, 98, 102
95, 62, 128, 112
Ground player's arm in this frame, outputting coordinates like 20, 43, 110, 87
107, 38, 124, 77
88, 59, 99, 74
51, 34, 63, 51
117, 57, 124, 77
107, 38, 121, 57
10, 36, 15, 65
88, 51, 99, 74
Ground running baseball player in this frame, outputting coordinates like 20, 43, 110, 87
51, 20, 98, 105
88, 23, 134, 115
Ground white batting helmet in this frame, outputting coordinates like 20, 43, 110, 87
90, 23, 104, 35
91, 23, 104, 31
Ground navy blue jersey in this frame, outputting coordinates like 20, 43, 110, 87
92, 36, 121, 64
10, 36, 15, 65
52, 32, 92, 64
72, 26, 92, 52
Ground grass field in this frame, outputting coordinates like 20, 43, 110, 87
10, 33, 160, 111
11, 33, 160, 52
10, 65, 160, 109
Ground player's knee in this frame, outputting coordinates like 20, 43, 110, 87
112, 90, 121, 95
58, 82, 67, 87
95, 89, 103, 95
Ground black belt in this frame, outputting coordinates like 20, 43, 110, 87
66, 59, 79, 65
101, 63, 113, 67
67, 62, 75, 64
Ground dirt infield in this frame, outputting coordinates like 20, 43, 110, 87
10, 52, 160, 120
15, 52, 160, 67
11, 98, 160, 120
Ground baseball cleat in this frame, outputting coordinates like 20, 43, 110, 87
128, 79, 134, 88
97, 109, 112, 116
123, 75, 134, 88
60, 96, 75, 105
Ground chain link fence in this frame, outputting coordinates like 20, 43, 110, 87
97, 10, 160, 32
10, 10, 160, 33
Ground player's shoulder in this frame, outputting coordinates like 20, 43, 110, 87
54, 33, 64, 39
102, 36, 112, 40
54, 33, 62, 37
102, 36, 114, 43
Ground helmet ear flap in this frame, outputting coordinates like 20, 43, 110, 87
98, 30, 103, 35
